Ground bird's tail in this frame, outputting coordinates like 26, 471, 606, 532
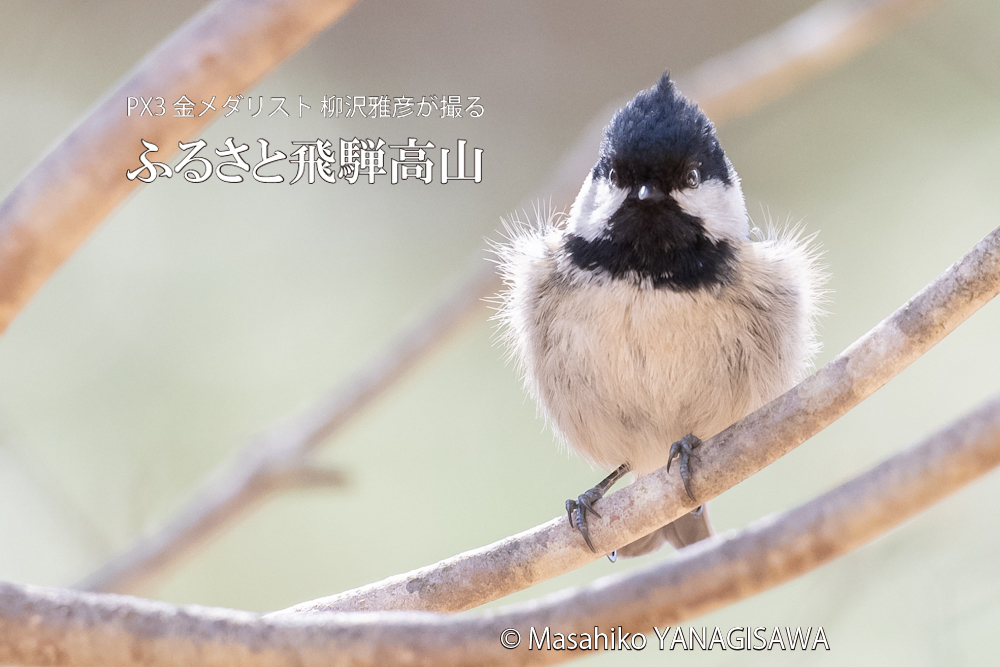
615, 504, 714, 558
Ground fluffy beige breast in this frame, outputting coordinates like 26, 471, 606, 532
498, 227, 824, 476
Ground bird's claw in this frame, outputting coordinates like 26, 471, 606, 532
564, 463, 630, 554
565, 487, 606, 552
667, 433, 703, 502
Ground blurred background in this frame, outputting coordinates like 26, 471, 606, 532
2, 0, 1000, 664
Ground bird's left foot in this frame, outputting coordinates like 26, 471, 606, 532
668, 433, 702, 502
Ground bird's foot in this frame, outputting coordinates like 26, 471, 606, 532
566, 486, 606, 552
667, 433, 703, 502
566, 463, 630, 553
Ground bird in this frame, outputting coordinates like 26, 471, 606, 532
495, 72, 824, 559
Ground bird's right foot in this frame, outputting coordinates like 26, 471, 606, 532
565, 463, 630, 553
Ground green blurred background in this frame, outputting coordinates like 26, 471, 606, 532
2, 0, 1000, 664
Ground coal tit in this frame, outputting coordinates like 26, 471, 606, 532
496, 73, 824, 559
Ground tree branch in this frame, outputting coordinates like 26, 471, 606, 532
683, 0, 934, 122
76, 262, 493, 593
283, 222, 1000, 614
77, 0, 936, 596
0, 0, 359, 335
4, 388, 1000, 666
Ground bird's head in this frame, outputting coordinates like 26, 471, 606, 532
564, 73, 748, 289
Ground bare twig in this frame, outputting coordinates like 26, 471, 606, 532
76, 271, 488, 592
78, 0, 934, 595
4, 388, 1000, 667
283, 222, 1000, 614
0, 0, 359, 335
683, 0, 934, 121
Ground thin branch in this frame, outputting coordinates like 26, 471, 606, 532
267, 462, 350, 490
4, 389, 1000, 667
682, 0, 935, 122
76, 264, 493, 594
0, 0, 359, 335
283, 222, 1000, 614
78, 0, 935, 595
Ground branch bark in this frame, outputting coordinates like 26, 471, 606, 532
78, 0, 936, 596
4, 388, 1000, 666
283, 222, 1000, 614
0, 0, 358, 335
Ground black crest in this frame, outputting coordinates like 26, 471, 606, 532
594, 73, 730, 190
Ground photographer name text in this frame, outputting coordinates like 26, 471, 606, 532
498, 625, 831, 652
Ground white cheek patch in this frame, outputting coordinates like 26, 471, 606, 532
671, 178, 749, 242
565, 173, 629, 242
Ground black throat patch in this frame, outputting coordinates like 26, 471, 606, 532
564, 195, 734, 291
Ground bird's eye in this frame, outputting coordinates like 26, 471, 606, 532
608, 168, 616, 184
686, 167, 701, 188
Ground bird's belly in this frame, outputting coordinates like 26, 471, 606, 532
533, 281, 751, 476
